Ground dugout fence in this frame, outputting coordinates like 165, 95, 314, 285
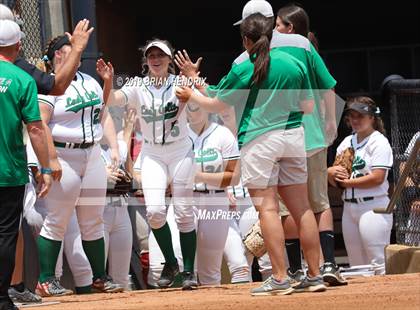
376, 78, 420, 247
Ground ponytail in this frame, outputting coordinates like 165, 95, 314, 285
249, 34, 270, 85
240, 13, 273, 85
307, 32, 319, 51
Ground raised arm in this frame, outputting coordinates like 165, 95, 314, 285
49, 19, 94, 95
96, 58, 114, 105
174, 50, 208, 96
176, 86, 228, 113
101, 108, 120, 167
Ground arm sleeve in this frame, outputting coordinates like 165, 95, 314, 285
310, 45, 337, 90
220, 128, 240, 160
21, 79, 41, 124
300, 66, 314, 101
38, 94, 56, 109
120, 80, 140, 106
370, 138, 393, 170
14, 57, 55, 95
206, 70, 249, 107
336, 136, 352, 157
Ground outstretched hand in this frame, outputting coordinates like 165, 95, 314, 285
96, 59, 114, 82
66, 19, 94, 53
174, 50, 202, 78
175, 86, 193, 103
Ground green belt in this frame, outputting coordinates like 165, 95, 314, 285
54, 141, 95, 149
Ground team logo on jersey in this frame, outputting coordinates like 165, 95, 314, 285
195, 148, 219, 163
0, 78, 12, 93
352, 156, 367, 177
141, 101, 179, 123
65, 90, 101, 113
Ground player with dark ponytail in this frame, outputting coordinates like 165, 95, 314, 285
176, 13, 326, 296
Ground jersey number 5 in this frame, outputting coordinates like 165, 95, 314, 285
170, 120, 180, 138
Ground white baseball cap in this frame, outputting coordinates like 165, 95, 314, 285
233, 0, 274, 26
0, 4, 14, 21
144, 41, 172, 58
0, 19, 25, 47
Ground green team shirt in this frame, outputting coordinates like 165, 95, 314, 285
233, 31, 337, 152
207, 48, 313, 148
0, 60, 41, 187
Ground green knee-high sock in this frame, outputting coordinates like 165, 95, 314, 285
152, 222, 177, 265
37, 236, 62, 283
82, 238, 106, 280
179, 230, 196, 273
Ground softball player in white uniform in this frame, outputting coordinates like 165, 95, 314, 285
187, 104, 240, 285
34, 35, 123, 296
107, 39, 198, 290
24, 143, 93, 293
329, 98, 393, 274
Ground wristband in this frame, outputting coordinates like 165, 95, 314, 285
40, 167, 53, 175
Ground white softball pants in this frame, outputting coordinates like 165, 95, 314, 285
195, 192, 230, 285
103, 197, 133, 289
223, 219, 252, 283
140, 138, 195, 233
24, 173, 93, 287
342, 196, 393, 274
40, 144, 107, 241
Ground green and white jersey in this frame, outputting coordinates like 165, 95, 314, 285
38, 72, 104, 144
189, 122, 240, 191
0, 60, 40, 186
336, 131, 393, 199
234, 30, 337, 153
121, 74, 188, 144
208, 48, 313, 148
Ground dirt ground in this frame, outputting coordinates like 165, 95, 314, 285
20, 273, 420, 310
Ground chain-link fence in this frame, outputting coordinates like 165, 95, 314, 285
1, 0, 45, 64
385, 79, 420, 247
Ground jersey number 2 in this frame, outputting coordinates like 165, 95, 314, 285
93, 108, 101, 125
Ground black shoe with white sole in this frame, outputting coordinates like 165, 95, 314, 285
181, 271, 198, 290
322, 262, 348, 286
157, 262, 180, 288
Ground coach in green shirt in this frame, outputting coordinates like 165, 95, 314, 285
176, 13, 326, 295
0, 20, 51, 310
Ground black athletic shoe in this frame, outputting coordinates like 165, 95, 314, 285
322, 262, 348, 286
181, 272, 198, 290
157, 262, 180, 288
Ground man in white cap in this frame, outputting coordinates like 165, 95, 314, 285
0, 3, 93, 96
0, 19, 51, 310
